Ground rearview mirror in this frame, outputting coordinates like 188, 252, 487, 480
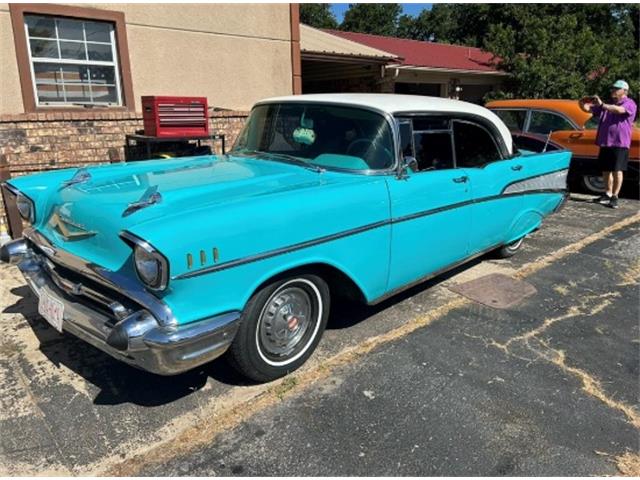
403, 156, 418, 172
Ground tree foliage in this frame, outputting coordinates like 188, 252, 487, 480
340, 4, 402, 37
300, 4, 338, 30
333, 3, 639, 102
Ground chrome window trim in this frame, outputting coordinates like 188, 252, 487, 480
451, 118, 504, 168
487, 107, 530, 132
120, 230, 170, 292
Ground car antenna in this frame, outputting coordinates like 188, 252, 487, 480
542, 131, 551, 153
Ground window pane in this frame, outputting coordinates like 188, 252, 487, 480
57, 18, 84, 41
495, 110, 527, 131
30, 39, 59, 58
33, 63, 63, 84
91, 85, 118, 103
64, 84, 92, 103
398, 122, 414, 157
85, 21, 112, 42
453, 121, 500, 168
88, 66, 115, 85
37, 84, 65, 103
414, 132, 454, 171
60, 41, 86, 60
413, 117, 450, 131
87, 43, 113, 61
528, 111, 574, 135
60, 64, 90, 83
26, 15, 55, 38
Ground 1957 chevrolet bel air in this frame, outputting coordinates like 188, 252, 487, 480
0, 94, 571, 382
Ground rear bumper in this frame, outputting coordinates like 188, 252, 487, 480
1, 235, 241, 375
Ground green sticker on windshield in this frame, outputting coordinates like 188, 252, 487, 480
293, 127, 316, 145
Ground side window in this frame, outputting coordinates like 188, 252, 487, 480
494, 109, 527, 131
411, 117, 454, 171
453, 121, 501, 168
414, 132, 454, 171
398, 120, 414, 157
528, 111, 574, 135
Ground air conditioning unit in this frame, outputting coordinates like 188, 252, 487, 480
142, 96, 209, 137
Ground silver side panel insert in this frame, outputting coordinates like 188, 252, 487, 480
503, 169, 568, 195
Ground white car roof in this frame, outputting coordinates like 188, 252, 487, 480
257, 93, 513, 154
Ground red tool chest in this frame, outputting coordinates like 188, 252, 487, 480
142, 96, 209, 137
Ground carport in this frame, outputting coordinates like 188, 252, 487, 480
300, 24, 399, 94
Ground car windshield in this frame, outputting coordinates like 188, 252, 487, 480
232, 103, 395, 171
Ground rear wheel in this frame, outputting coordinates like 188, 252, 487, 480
581, 174, 606, 194
228, 274, 330, 382
495, 236, 524, 259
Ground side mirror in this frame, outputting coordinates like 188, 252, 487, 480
397, 156, 418, 179
403, 156, 418, 172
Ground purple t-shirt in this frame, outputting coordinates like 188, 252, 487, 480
591, 96, 637, 148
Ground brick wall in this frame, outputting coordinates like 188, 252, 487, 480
0, 109, 248, 230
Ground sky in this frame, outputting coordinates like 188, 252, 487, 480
330, 3, 433, 22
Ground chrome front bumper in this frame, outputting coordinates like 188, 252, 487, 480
1, 234, 241, 375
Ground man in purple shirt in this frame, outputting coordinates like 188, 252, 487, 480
579, 80, 637, 208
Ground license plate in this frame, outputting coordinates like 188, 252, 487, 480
38, 289, 64, 333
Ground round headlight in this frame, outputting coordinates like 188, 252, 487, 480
134, 246, 160, 286
16, 194, 35, 223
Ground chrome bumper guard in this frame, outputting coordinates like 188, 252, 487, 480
1, 235, 241, 375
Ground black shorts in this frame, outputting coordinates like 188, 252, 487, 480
598, 146, 629, 172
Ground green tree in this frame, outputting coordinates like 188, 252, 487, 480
340, 4, 402, 36
300, 4, 338, 30
483, 5, 638, 100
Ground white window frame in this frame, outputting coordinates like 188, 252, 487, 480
24, 14, 123, 107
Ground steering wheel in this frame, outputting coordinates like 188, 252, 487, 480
346, 138, 393, 168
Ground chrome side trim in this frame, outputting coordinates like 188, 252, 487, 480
174, 185, 568, 280
23, 228, 177, 327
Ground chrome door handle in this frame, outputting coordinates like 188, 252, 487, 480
511, 165, 523, 171
452, 176, 468, 183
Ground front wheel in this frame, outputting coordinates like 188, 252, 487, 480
581, 174, 606, 194
227, 274, 330, 382
495, 236, 524, 259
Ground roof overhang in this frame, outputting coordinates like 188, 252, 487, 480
389, 64, 508, 76
300, 24, 399, 64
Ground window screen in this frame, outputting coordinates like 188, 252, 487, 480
25, 14, 122, 106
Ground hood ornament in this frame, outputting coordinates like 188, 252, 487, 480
49, 211, 96, 240
122, 185, 162, 217
60, 167, 92, 190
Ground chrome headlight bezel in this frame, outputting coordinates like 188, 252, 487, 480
4, 183, 35, 224
16, 193, 35, 223
120, 232, 169, 292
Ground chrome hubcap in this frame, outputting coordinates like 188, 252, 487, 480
259, 286, 313, 358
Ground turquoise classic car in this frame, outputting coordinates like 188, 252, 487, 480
0, 94, 571, 382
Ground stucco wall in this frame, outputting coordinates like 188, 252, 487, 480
0, 3, 294, 114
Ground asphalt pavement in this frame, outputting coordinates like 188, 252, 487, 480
0, 193, 638, 475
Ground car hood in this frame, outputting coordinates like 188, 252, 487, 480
33, 154, 328, 270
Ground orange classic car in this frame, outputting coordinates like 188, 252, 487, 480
486, 99, 639, 193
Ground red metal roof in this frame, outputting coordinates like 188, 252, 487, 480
325, 30, 500, 73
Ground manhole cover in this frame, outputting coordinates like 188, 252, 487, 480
448, 273, 537, 309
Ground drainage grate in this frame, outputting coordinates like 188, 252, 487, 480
448, 273, 537, 309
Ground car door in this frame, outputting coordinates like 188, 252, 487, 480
452, 119, 533, 253
385, 116, 472, 293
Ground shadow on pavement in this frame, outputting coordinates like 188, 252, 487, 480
4, 250, 490, 408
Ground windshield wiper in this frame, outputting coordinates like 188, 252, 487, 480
234, 149, 324, 173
